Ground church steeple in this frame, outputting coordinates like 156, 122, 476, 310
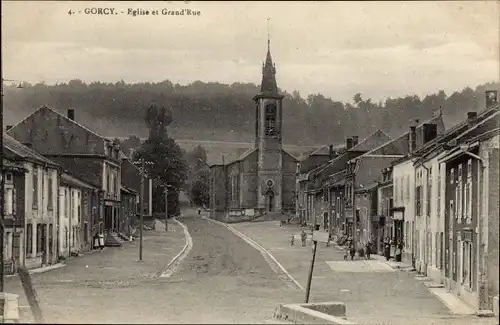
259, 20, 279, 95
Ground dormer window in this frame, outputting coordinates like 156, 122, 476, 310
5, 173, 13, 184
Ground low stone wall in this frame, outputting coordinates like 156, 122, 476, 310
275, 302, 354, 324
0, 293, 20, 323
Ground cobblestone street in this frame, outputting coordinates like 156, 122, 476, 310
231, 221, 497, 325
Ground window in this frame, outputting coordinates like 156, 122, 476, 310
26, 223, 33, 255
4, 188, 13, 215
462, 240, 473, 288
450, 168, 455, 184
457, 166, 463, 222
77, 192, 81, 223
400, 177, 404, 205
66, 189, 70, 218
449, 200, 454, 223
64, 227, 68, 248
405, 175, 410, 202
48, 173, 53, 209
466, 160, 472, 223
32, 168, 39, 208
452, 236, 458, 281
437, 165, 441, 219
36, 224, 42, 254
265, 103, 277, 136
5, 173, 13, 184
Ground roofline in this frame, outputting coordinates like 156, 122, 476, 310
348, 129, 392, 152
4, 146, 61, 169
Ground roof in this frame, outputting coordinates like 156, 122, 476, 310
2, 158, 27, 173
308, 144, 344, 156
414, 104, 499, 164
3, 133, 59, 167
348, 130, 392, 152
60, 172, 98, 189
257, 41, 280, 96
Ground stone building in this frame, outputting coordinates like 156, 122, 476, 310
209, 40, 298, 221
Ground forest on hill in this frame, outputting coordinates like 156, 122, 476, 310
3, 79, 499, 146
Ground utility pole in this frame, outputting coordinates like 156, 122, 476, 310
164, 185, 168, 232
304, 240, 318, 303
139, 158, 144, 262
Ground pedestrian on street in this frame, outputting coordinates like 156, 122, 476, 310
365, 241, 372, 260
343, 244, 349, 260
384, 240, 391, 261
301, 230, 307, 247
290, 234, 295, 246
349, 243, 356, 261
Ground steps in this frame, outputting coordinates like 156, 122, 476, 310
104, 233, 123, 247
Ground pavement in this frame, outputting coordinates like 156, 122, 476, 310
230, 221, 497, 325
5, 219, 186, 323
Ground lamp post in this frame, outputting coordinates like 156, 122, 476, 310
1, 78, 23, 292
163, 183, 175, 232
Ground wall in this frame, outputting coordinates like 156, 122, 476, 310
23, 162, 59, 269
210, 165, 227, 215
240, 150, 258, 208
51, 156, 103, 188
392, 159, 415, 265
58, 185, 82, 257
485, 139, 499, 307
282, 151, 298, 212
121, 160, 152, 216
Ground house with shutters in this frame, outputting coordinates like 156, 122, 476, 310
411, 91, 499, 314
7, 106, 122, 237
3, 133, 61, 271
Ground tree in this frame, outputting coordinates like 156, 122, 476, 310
133, 105, 188, 216
189, 167, 210, 207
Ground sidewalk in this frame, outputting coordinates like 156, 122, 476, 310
5, 220, 186, 323
231, 221, 492, 325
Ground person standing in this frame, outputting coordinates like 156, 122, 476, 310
365, 241, 372, 260
384, 239, 391, 261
301, 230, 307, 247
349, 243, 356, 261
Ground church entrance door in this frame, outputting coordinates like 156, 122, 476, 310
267, 191, 275, 212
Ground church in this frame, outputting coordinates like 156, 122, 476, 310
209, 39, 299, 221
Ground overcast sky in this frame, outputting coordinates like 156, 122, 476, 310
2, 1, 499, 102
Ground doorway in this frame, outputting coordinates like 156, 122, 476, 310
267, 191, 274, 212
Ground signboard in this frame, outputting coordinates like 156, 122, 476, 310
393, 211, 404, 220
312, 231, 330, 243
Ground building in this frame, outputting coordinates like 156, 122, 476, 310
2, 157, 27, 274
120, 158, 153, 217
7, 106, 121, 234
209, 40, 298, 221
434, 95, 498, 313
3, 134, 60, 270
377, 166, 394, 254
299, 132, 390, 230
390, 113, 446, 266
120, 185, 138, 235
58, 172, 100, 257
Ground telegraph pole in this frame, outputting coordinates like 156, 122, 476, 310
1, 78, 5, 292
139, 158, 144, 262
164, 185, 168, 232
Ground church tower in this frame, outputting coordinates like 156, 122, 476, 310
253, 36, 285, 212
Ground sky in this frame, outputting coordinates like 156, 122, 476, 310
2, 1, 499, 102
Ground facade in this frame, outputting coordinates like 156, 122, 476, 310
120, 159, 153, 216
2, 157, 27, 274
4, 134, 61, 270
59, 172, 100, 257
120, 185, 138, 234
377, 167, 394, 254
209, 40, 298, 221
7, 106, 121, 234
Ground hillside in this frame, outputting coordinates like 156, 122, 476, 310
3, 79, 499, 146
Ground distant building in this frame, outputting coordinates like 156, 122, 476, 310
209, 40, 298, 221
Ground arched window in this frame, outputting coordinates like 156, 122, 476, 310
265, 103, 277, 136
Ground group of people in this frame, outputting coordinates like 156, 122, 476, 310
383, 237, 404, 262
343, 240, 373, 261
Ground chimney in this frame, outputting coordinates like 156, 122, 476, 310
409, 126, 416, 154
467, 112, 478, 127
346, 138, 353, 150
5, 125, 12, 132
328, 144, 334, 159
485, 90, 498, 108
67, 108, 75, 121
352, 136, 359, 147
423, 123, 438, 144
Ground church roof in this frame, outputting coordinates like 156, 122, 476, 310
254, 39, 282, 99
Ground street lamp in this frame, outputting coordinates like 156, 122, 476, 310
1, 78, 24, 292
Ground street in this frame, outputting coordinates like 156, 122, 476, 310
6, 215, 301, 324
